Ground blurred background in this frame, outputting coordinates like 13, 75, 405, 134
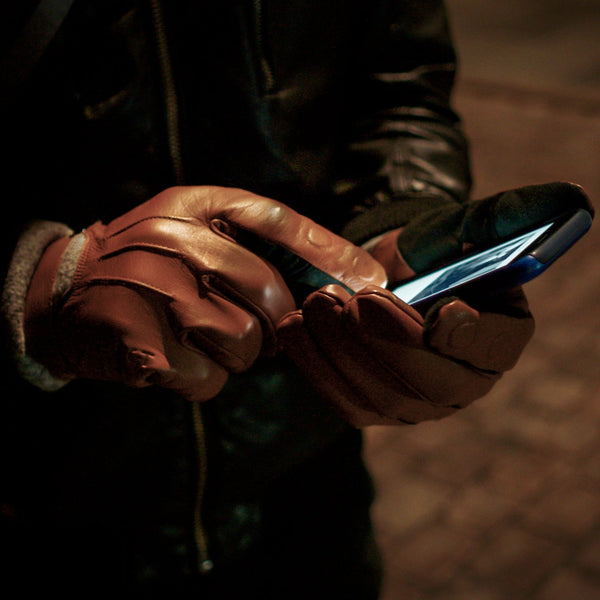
448, 0, 600, 96
364, 2, 600, 599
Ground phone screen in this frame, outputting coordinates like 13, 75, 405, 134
392, 222, 553, 305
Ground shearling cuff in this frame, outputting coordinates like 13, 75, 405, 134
2, 220, 75, 391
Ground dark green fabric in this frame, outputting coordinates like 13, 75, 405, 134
398, 181, 594, 273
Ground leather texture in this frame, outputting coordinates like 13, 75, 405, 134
24, 185, 386, 401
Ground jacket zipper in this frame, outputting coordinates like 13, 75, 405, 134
149, 0, 212, 574
191, 400, 214, 574
150, 0, 185, 185
253, 0, 275, 93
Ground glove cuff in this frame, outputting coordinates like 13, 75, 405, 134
2, 221, 76, 390
24, 234, 73, 385
24, 231, 88, 384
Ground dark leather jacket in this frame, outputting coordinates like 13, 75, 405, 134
1, 0, 471, 592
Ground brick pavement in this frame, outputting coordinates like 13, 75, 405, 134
363, 79, 600, 599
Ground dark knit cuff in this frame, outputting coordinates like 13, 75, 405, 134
340, 194, 456, 246
1, 220, 75, 391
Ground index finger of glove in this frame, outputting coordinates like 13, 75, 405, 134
196, 186, 387, 292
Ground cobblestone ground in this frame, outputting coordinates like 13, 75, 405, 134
364, 5, 600, 595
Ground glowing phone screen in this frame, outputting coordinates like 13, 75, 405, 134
392, 222, 553, 305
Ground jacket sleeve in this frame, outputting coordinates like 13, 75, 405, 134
336, 0, 472, 245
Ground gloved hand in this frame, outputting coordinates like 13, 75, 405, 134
278, 182, 593, 427
23, 186, 386, 401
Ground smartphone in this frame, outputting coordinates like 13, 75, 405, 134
391, 208, 593, 308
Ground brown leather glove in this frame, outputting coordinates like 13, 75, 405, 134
278, 182, 593, 427
23, 186, 386, 401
